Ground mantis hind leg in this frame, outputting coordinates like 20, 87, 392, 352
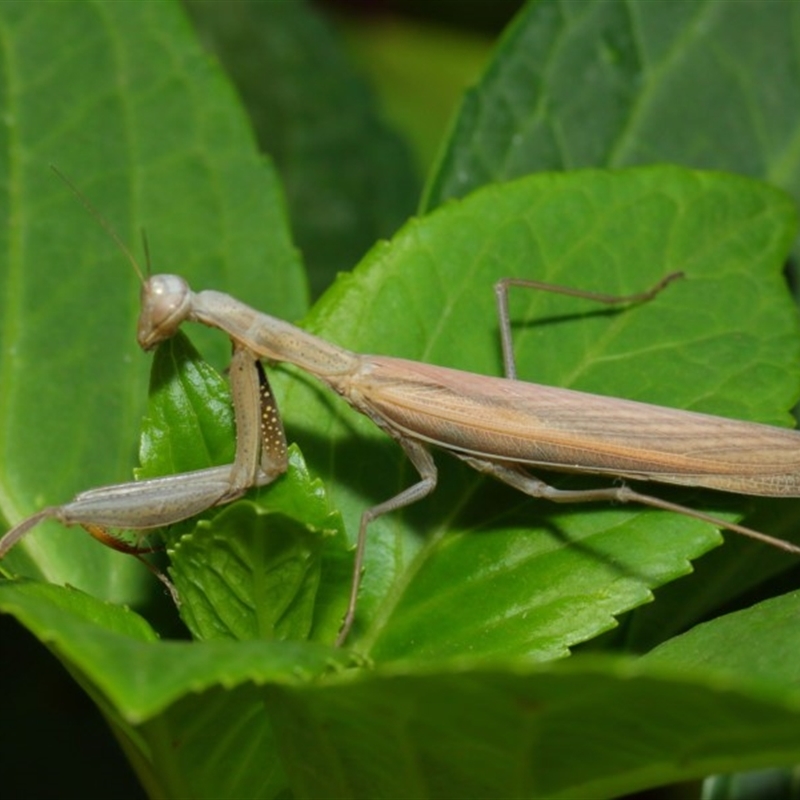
456, 455, 800, 555
336, 437, 438, 646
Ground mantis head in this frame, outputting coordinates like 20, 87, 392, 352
138, 274, 193, 350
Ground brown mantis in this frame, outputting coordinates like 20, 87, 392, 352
2, 179, 800, 645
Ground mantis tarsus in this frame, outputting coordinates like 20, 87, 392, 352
2, 176, 800, 645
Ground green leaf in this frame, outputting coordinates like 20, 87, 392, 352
279, 165, 799, 660
138, 332, 238, 477
0, 0, 306, 603
642, 591, 800, 687
3, 578, 797, 799
425, 0, 800, 217
602, 514, 800, 653
703, 768, 800, 800
268, 653, 800, 799
169, 491, 349, 643
0, 580, 350, 718
136, 332, 352, 644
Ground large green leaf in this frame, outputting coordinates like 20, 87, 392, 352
424, 0, 800, 218
642, 591, 800, 686
0, 0, 306, 603
280, 166, 799, 660
2, 580, 797, 799
0, 580, 350, 799
270, 602, 800, 800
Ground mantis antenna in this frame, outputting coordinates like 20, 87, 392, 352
49, 164, 147, 284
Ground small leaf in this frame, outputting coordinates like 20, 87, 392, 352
138, 332, 237, 478
169, 449, 352, 645
136, 331, 352, 644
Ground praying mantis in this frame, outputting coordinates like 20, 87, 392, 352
2, 175, 800, 645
